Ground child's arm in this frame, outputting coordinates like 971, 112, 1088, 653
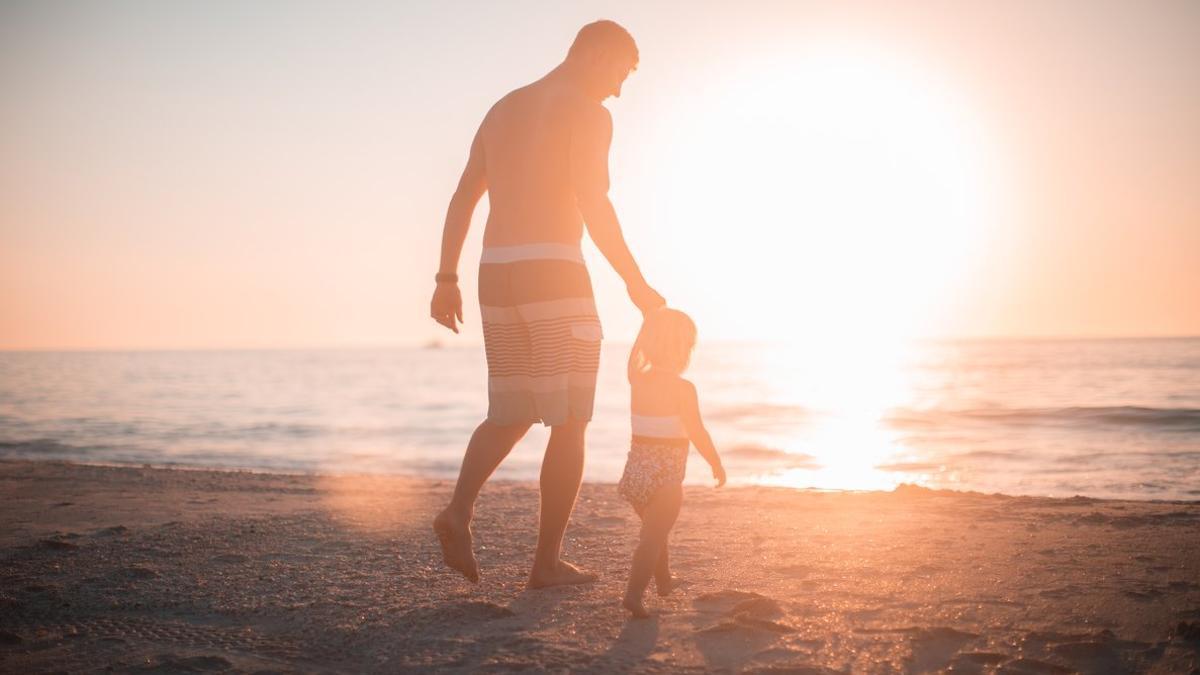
679, 379, 726, 487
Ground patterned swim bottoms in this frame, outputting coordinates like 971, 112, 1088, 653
618, 438, 688, 514
479, 243, 602, 427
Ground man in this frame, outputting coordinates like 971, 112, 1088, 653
429, 20, 664, 588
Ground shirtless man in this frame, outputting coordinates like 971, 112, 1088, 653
430, 21, 664, 588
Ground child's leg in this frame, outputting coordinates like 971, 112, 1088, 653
654, 545, 679, 596
623, 485, 682, 617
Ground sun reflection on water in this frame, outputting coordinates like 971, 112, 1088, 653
735, 338, 942, 492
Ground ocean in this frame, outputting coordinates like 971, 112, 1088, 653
1, 338, 1197, 500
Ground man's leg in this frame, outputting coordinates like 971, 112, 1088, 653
434, 419, 531, 582
528, 417, 597, 588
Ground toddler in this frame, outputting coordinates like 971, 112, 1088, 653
618, 308, 725, 618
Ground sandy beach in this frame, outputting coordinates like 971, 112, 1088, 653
1, 460, 1198, 673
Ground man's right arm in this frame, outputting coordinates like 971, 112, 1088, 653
430, 127, 487, 333
571, 105, 664, 313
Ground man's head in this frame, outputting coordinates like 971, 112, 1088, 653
565, 20, 638, 101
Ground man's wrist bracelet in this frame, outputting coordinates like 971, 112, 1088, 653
435, 273, 458, 283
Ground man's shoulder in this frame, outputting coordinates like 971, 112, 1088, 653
486, 84, 609, 130
484, 87, 525, 120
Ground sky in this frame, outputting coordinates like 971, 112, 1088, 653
2, 0, 1198, 350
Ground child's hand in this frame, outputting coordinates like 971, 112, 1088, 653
711, 462, 726, 488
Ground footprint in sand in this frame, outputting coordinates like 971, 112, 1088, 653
118, 566, 158, 580
694, 590, 797, 634
401, 601, 515, 628
38, 538, 80, 551
731, 616, 798, 634
905, 626, 983, 672
1123, 588, 1164, 601
747, 645, 832, 667
695, 589, 769, 605
1175, 621, 1200, 641
697, 618, 795, 635
732, 597, 784, 618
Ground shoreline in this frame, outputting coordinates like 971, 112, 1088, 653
2, 459, 1199, 672
4, 456, 1198, 505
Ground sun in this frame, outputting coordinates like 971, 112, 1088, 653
651, 38, 1007, 352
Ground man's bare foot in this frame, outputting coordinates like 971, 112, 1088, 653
432, 509, 479, 583
655, 574, 684, 597
527, 560, 598, 589
623, 594, 652, 619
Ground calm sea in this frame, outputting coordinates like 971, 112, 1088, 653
1, 338, 1197, 500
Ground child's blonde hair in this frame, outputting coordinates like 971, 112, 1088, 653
628, 308, 697, 381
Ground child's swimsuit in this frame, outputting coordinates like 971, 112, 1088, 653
617, 414, 689, 514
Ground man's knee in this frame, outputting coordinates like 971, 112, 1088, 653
549, 416, 588, 440
480, 419, 534, 442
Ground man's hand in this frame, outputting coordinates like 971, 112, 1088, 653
430, 282, 463, 333
628, 280, 665, 315
711, 461, 727, 488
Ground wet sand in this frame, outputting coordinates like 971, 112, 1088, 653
1, 459, 1198, 673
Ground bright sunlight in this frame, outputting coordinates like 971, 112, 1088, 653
652, 39, 1011, 491
656, 38, 1009, 351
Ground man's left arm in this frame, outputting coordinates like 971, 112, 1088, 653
571, 105, 664, 313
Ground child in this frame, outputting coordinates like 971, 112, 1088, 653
618, 308, 725, 618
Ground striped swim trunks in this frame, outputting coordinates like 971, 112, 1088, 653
479, 243, 603, 427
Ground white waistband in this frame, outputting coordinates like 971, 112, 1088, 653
632, 414, 688, 438
481, 243, 584, 265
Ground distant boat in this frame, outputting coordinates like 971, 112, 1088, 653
423, 339, 444, 350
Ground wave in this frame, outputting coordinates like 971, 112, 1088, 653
706, 403, 810, 423
0, 438, 464, 476
887, 405, 1200, 432
724, 444, 819, 468
0, 439, 85, 456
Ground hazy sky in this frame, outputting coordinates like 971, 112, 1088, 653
2, 0, 1198, 350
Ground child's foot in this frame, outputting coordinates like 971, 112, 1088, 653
655, 574, 684, 597
622, 594, 652, 619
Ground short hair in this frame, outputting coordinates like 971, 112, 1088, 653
567, 20, 639, 67
628, 308, 697, 380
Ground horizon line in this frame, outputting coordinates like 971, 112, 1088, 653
2, 332, 1198, 354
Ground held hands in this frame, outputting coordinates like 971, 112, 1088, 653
430, 282, 463, 334
711, 461, 727, 488
628, 280, 666, 315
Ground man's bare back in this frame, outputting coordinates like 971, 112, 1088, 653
477, 80, 603, 247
